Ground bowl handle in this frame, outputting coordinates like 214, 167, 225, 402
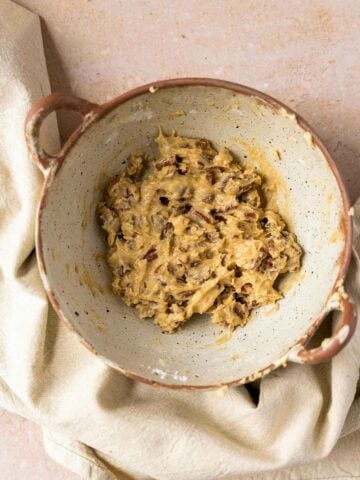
288, 296, 357, 364
25, 92, 100, 173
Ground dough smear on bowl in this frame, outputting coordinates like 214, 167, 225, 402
98, 131, 302, 333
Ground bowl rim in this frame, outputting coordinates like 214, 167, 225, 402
34, 78, 353, 389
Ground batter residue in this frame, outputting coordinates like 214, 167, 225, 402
98, 131, 302, 332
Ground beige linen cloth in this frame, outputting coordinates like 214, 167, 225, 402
1, 2, 360, 479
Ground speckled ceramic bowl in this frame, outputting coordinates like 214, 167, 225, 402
25, 79, 356, 389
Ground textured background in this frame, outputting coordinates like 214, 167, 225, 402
2, 0, 360, 478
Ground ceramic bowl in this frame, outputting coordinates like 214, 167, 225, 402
25, 79, 356, 389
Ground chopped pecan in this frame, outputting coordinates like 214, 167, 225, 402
166, 294, 176, 305
244, 211, 257, 220
206, 171, 216, 185
194, 210, 212, 223
234, 293, 247, 304
155, 159, 174, 170
218, 175, 232, 191
160, 222, 174, 239
234, 265, 242, 277
234, 303, 245, 317
143, 247, 158, 262
196, 139, 210, 149
258, 256, 274, 272
241, 282, 252, 293
167, 264, 175, 274
177, 166, 188, 175
179, 204, 192, 214
154, 263, 163, 274
176, 275, 187, 284
181, 289, 196, 298
116, 229, 124, 240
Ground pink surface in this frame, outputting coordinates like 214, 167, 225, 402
0, 408, 79, 479
4, 0, 360, 477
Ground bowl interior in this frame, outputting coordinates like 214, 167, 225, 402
39, 84, 347, 387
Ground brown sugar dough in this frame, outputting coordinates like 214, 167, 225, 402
98, 131, 302, 333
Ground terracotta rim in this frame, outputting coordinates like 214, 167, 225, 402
26, 78, 356, 389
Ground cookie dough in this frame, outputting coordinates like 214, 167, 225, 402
98, 131, 302, 332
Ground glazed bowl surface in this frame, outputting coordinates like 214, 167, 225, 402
26, 79, 355, 389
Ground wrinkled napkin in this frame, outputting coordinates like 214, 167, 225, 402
1, 1, 360, 479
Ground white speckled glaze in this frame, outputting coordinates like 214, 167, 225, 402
26, 80, 355, 388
